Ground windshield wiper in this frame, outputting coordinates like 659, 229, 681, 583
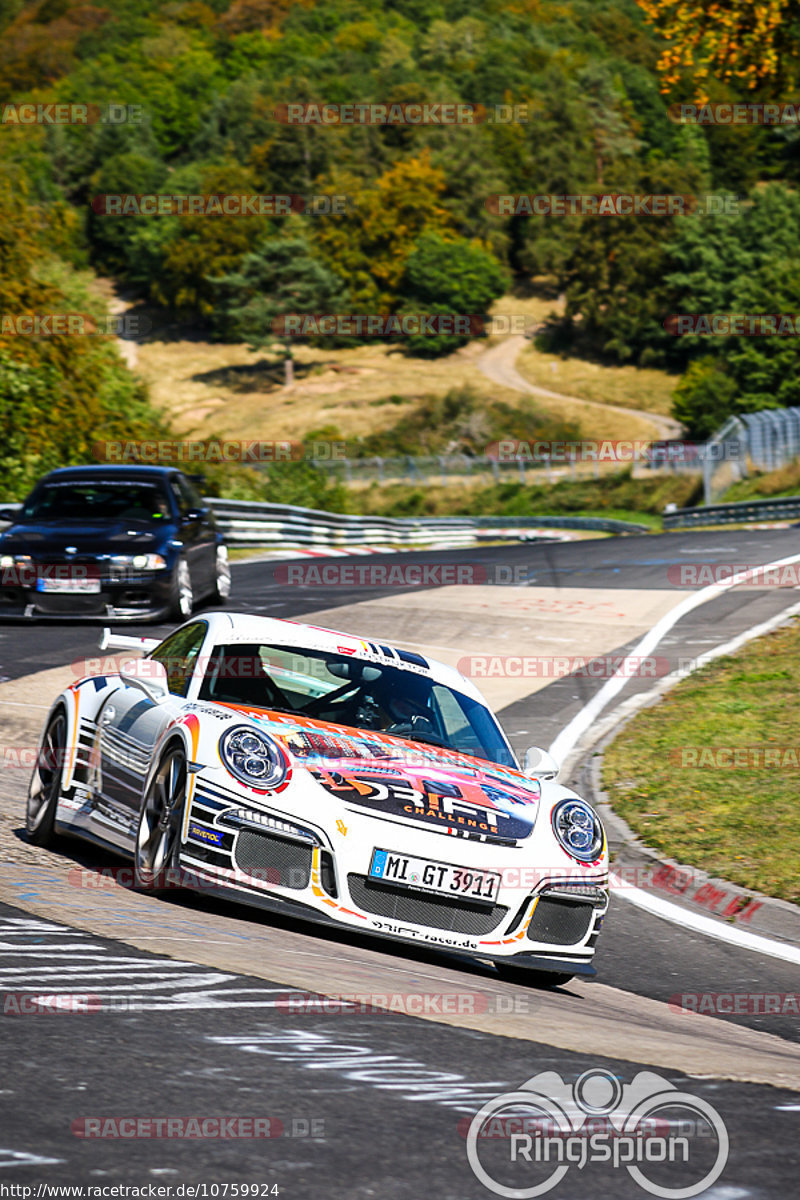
395, 730, 451, 749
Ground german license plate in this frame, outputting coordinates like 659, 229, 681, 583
36, 576, 101, 593
368, 848, 500, 904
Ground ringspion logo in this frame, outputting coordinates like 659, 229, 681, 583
464, 1068, 728, 1197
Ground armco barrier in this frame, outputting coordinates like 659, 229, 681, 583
207, 498, 475, 548
0, 499, 648, 547
663, 495, 800, 529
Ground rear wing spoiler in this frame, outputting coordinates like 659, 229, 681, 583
99, 627, 160, 655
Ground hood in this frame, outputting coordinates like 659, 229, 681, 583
0, 522, 170, 555
226, 707, 539, 844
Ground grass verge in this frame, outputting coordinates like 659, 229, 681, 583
601, 618, 800, 905
200, 462, 700, 522
346, 469, 700, 520
721, 461, 800, 503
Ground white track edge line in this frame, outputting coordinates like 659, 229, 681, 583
611, 873, 800, 965
548, 550, 800, 765
559, 568, 800, 958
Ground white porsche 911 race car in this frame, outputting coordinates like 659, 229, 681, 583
27, 612, 608, 985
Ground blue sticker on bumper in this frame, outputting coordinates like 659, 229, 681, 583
188, 823, 224, 846
370, 849, 388, 878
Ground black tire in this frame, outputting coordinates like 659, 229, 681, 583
169, 557, 194, 620
134, 744, 187, 893
496, 963, 575, 989
211, 544, 231, 603
26, 707, 68, 846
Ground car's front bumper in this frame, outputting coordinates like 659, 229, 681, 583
179, 775, 608, 973
0, 572, 173, 621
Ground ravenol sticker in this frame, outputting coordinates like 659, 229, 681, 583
188, 823, 224, 846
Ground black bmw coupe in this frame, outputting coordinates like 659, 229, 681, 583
0, 465, 230, 621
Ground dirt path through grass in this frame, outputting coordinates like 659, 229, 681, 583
478, 334, 684, 441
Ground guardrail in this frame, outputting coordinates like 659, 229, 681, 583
208, 499, 476, 548
663, 495, 800, 529
0, 498, 649, 546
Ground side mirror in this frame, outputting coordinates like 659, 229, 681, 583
182, 508, 205, 522
523, 746, 560, 780
327, 661, 382, 682
0, 508, 18, 522
120, 656, 170, 701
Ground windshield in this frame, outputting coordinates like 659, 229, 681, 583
198, 643, 515, 767
20, 481, 172, 524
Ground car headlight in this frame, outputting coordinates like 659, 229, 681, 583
110, 554, 167, 570
219, 726, 288, 790
551, 799, 604, 862
0, 555, 14, 569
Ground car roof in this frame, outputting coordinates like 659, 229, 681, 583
40, 465, 179, 482
188, 610, 491, 707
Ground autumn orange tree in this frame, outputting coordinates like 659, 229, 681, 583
312, 151, 456, 311
636, 0, 800, 95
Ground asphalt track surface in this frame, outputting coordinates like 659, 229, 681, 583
2, 527, 800, 1195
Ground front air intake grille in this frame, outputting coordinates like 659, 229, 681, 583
347, 874, 507, 935
526, 897, 595, 946
234, 830, 312, 890
32, 593, 107, 615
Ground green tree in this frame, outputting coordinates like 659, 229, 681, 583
211, 235, 347, 384
671, 358, 739, 438
399, 232, 508, 356
664, 186, 800, 426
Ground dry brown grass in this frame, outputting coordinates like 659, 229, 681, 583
129, 291, 679, 446
515, 342, 679, 417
